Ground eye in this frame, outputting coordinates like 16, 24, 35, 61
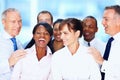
36, 32, 41, 34
63, 32, 68, 35
54, 28, 59, 31
44, 32, 49, 35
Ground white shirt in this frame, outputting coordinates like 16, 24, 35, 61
101, 32, 120, 80
11, 45, 52, 80
81, 37, 106, 56
0, 31, 23, 80
51, 44, 101, 80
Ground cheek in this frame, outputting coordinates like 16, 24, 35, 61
53, 31, 57, 35
46, 36, 51, 42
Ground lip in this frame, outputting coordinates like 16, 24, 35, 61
38, 38, 46, 44
84, 32, 90, 36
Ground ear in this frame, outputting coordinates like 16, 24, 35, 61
95, 27, 98, 32
75, 30, 80, 38
2, 19, 5, 26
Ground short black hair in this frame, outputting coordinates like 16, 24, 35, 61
84, 15, 97, 28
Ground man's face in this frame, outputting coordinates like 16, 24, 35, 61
38, 13, 52, 26
2, 11, 22, 37
82, 18, 98, 42
102, 9, 120, 36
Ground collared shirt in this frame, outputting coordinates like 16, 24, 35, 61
101, 32, 120, 80
51, 44, 101, 80
0, 31, 23, 80
81, 37, 106, 56
11, 45, 52, 80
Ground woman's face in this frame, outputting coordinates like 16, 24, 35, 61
60, 24, 79, 46
53, 22, 62, 42
33, 25, 51, 48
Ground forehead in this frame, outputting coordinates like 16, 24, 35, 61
103, 9, 115, 18
60, 24, 69, 31
83, 18, 96, 25
36, 25, 47, 31
6, 11, 21, 19
38, 13, 51, 19
53, 23, 60, 28
83, 18, 95, 23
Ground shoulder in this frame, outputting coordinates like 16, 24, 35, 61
52, 47, 66, 58
95, 38, 106, 45
79, 45, 94, 59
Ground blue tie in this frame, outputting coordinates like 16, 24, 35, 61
103, 37, 114, 60
101, 37, 114, 80
88, 42, 90, 46
11, 37, 18, 51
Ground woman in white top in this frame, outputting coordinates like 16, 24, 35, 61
11, 23, 53, 80
51, 18, 101, 80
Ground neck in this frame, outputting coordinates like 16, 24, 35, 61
68, 41, 79, 55
53, 40, 64, 51
36, 46, 47, 61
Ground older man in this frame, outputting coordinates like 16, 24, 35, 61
0, 8, 26, 80
89, 5, 120, 80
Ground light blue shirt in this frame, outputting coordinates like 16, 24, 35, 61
81, 37, 106, 56
0, 31, 23, 80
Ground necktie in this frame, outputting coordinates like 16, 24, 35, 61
11, 37, 18, 51
101, 37, 114, 80
103, 37, 114, 60
88, 42, 90, 46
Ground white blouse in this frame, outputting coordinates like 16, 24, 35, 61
51, 44, 101, 80
11, 45, 52, 80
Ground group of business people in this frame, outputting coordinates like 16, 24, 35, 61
0, 5, 120, 80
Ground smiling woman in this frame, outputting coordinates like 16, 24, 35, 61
11, 22, 53, 80
51, 18, 101, 80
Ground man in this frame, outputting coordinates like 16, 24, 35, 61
82, 16, 106, 56
89, 5, 120, 80
37, 10, 53, 26
0, 8, 26, 80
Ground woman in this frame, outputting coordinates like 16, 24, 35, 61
51, 18, 101, 80
11, 23, 53, 80
50, 19, 64, 53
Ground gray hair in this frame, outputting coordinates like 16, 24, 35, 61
1, 8, 20, 20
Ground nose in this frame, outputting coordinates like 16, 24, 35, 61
15, 21, 22, 28
57, 30, 61, 35
60, 33, 63, 40
101, 19, 106, 27
39, 33, 45, 38
83, 26, 89, 31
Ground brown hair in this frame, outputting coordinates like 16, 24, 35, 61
59, 18, 83, 37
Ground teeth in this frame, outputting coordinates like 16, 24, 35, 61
39, 38, 45, 41
57, 36, 60, 38
85, 32, 90, 35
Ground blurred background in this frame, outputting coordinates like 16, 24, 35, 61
0, 0, 120, 46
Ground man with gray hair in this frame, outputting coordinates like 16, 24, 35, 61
0, 8, 26, 80
89, 5, 120, 80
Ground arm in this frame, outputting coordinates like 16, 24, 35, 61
88, 47, 104, 65
0, 50, 26, 75
11, 59, 22, 80
51, 55, 62, 80
8, 50, 26, 67
89, 55, 101, 80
